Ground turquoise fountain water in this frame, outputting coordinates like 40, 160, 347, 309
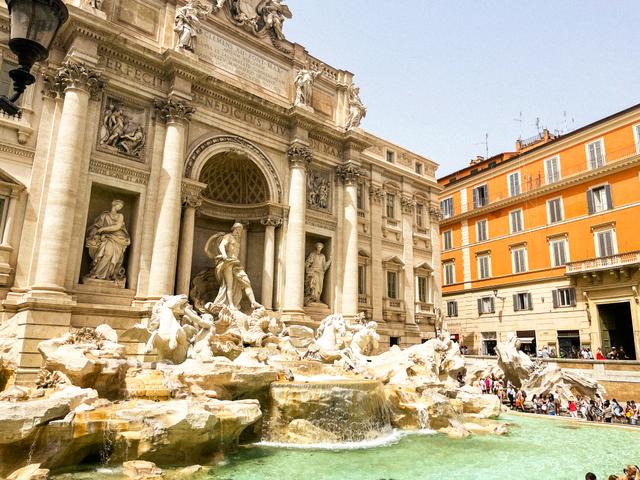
54, 415, 639, 480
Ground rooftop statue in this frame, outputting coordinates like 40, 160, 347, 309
294, 66, 321, 107
205, 223, 262, 311
256, 0, 292, 41
174, 1, 210, 52
345, 83, 367, 131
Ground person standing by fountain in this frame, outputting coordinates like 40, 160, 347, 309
206, 223, 262, 311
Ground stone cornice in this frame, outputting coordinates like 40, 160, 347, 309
89, 158, 150, 185
440, 154, 640, 226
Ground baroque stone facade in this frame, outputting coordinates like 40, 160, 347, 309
0, 0, 441, 383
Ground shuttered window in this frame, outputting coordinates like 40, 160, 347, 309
443, 230, 453, 251
478, 254, 491, 279
508, 172, 521, 197
510, 209, 524, 234
595, 229, 615, 258
547, 198, 564, 224
550, 238, 569, 267
552, 288, 577, 308
447, 301, 458, 317
444, 263, 455, 285
476, 219, 488, 242
513, 292, 533, 311
512, 247, 528, 273
544, 156, 561, 184
587, 140, 605, 170
472, 185, 489, 208
440, 197, 453, 219
587, 185, 613, 214
477, 296, 495, 315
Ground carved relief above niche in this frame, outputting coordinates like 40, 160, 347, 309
97, 96, 149, 162
307, 168, 331, 213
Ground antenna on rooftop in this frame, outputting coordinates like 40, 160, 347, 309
474, 133, 489, 159
513, 111, 523, 140
535, 117, 542, 134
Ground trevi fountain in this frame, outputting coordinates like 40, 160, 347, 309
0, 1, 637, 479
0, 222, 633, 480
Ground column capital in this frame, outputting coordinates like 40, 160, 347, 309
287, 142, 313, 169
429, 203, 443, 223
401, 196, 416, 214
181, 180, 206, 209
368, 184, 385, 203
336, 162, 362, 185
44, 60, 106, 99
261, 216, 283, 227
154, 98, 195, 124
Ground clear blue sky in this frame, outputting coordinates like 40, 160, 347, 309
285, 1, 640, 176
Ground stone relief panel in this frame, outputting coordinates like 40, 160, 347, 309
98, 97, 148, 161
307, 168, 331, 213
114, 0, 160, 37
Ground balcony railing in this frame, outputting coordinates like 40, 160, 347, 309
566, 250, 640, 275
384, 297, 404, 310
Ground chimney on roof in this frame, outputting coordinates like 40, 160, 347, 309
470, 155, 484, 166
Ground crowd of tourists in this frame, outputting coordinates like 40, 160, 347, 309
536, 345, 632, 360
585, 464, 640, 480
478, 375, 639, 426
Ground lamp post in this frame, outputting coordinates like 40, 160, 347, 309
0, 0, 69, 116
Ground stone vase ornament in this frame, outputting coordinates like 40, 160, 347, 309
84, 199, 131, 287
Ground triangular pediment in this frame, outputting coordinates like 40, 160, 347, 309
0, 167, 24, 189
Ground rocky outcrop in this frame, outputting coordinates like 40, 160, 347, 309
0, 395, 262, 474
0, 316, 19, 390
6, 464, 50, 480
123, 461, 163, 480
157, 359, 278, 401
0, 386, 100, 476
37, 325, 132, 398
265, 380, 391, 443
495, 332, 606, 402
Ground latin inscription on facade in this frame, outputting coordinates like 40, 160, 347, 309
197, 29, 289, 97
192, 92, 288, 137
101, 57, 165, 89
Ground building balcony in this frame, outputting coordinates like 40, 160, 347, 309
358, 294, 370, 306
415, 301, 435, 314
384, 297, 404, 311
565, 250, 640, 278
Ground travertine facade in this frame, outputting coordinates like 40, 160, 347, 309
0, 0, 441, 382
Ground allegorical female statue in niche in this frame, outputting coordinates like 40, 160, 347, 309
304, 242, 331, 305
85, 199, 131, 283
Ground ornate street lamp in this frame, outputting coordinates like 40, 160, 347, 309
0, 0, 69, 116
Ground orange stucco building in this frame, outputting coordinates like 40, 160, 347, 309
438, 104, 640, 358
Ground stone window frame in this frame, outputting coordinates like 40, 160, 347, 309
414, 261, 433, 305
383, 255, 404, 300
358, 249, 371, 302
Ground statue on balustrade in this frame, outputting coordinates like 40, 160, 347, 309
345, 83, 367, 131
205, 223, 262, 311
294, 66, 321, 107
304, 242, 331, 305
85, 199, 131, 284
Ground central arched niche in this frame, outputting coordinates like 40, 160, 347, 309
191, 150, 275, 310
199, 151, 269, 205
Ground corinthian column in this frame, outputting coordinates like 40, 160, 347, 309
337, 162, 362, 318
261, 216, 281, 310
147, 99, 195, 298
283, 142, 313, 317
32, 61, 105, 294
176, 184, 203, 296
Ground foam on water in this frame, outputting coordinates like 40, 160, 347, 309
256, 428, 437, 451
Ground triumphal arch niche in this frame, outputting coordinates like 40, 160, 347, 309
0, 0, 441, 383
183, 135, 286, 312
